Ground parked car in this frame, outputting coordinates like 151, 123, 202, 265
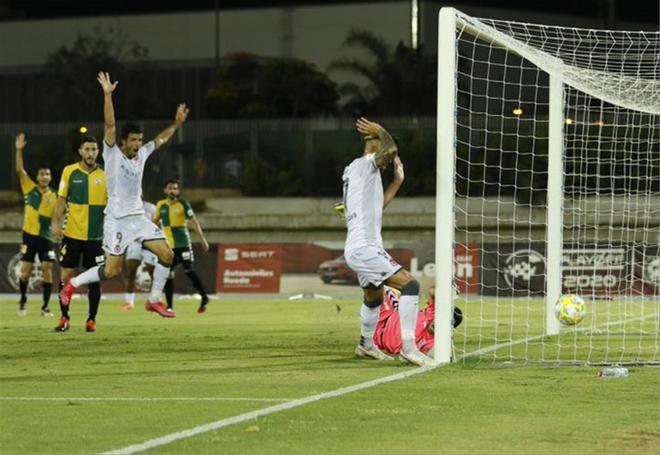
317, 255, 358, 284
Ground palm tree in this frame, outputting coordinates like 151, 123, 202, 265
328, 29, 436, 116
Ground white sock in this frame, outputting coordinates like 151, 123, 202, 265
125, 292, 135, 305
360, 304, 380, 348
399, 294, 419, 353
71, 266, 102, 288
149, 263, 170, 303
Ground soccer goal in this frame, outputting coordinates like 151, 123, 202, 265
434, 8, 660, 365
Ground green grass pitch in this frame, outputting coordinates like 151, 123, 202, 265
1, 296, 658, 454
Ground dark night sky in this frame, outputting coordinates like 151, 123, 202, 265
0, 0, 658, 25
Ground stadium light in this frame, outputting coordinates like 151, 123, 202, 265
512, 107, 523, 116
564, 118, 573, 125
79, 126, 88, 133
592, 119, 605, 126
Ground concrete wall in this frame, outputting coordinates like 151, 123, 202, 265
0, 2, 410, 86
1, 196, 657, 244
1, 2, 653, 80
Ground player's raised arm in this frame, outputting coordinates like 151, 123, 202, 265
383, 156, 404, 209
14, 133, 28, 177
356, 117, 398, 168
153, 104, 189, 150
97, 72, 118, 146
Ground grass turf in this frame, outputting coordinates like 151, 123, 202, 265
0, 296, 658, 454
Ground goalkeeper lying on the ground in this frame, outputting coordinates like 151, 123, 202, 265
374, 286, 463, 357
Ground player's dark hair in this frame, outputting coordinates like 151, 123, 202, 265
401, 279, 420, 296
36, 166, 50, 173
121, 122, 143, 140
453, 306, 464, 328
79, 135, 98, 147
164, 179, 179, 187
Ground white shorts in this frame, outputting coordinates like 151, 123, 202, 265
125, 240, 158, 266
345, 245, 402, 288
103, 214, 166, 256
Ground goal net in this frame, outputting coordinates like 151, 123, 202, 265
434, 8, 660, 365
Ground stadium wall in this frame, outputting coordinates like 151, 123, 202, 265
1, 3, 652, 71
1, 196, 657, 244
0, 3, 408, 81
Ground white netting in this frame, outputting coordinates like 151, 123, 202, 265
445, 11, 660, 365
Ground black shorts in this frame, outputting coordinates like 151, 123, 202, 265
172, 247, 194, 269
59, 237, 105, 269
21, 232, 55, 263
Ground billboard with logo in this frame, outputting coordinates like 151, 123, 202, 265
481, 243, 547, 296
454, 242, 481, 294
481, 243, 658, 296
1, 250, 45, 291
561, 246, 628, 294
0, 241, 654, 296
408, 242, 480, 294
217, 244, 282, 293
631, 245, 660, 295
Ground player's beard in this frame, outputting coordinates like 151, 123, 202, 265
123, 146, 139, 158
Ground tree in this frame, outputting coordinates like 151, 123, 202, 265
328, 29, 437, 116
42, 29, 158, 121
205, 53, 339, 118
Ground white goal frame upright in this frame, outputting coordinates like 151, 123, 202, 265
434, 7, 659, 365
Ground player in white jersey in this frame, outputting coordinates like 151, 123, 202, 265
60, 72, 188, 319
121, 201, 159, 311
342, 117, 433, 367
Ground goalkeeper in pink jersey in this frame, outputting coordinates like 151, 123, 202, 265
374, 286, 463, 356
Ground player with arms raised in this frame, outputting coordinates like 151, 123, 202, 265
343, 118, 433, 367
14, 133, 57, 316
60, 72, 188, 318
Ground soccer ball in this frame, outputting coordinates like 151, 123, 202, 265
554, 294, 585, 326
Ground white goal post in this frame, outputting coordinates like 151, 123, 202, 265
435, 8, 660, 365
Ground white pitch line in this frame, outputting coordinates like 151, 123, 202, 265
456, 312, 660, 360
101, 363, 441, 455
0, 397, 290, 403
102, 311, 660, 455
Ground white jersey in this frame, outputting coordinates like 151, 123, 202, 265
103, 141, 156, 219
342, 153, 383, 252
143, 201, 156, 222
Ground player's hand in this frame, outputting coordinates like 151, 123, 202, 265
356, 117, 384, 139
15, 133, 26, 151
52, 223, 63, 242
393, 156, 404, 184
201, 238, 210, 253
97, 72, 118, 94
175, 104, 190, 125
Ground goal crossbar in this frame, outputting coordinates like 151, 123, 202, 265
435, 7, 660, 365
